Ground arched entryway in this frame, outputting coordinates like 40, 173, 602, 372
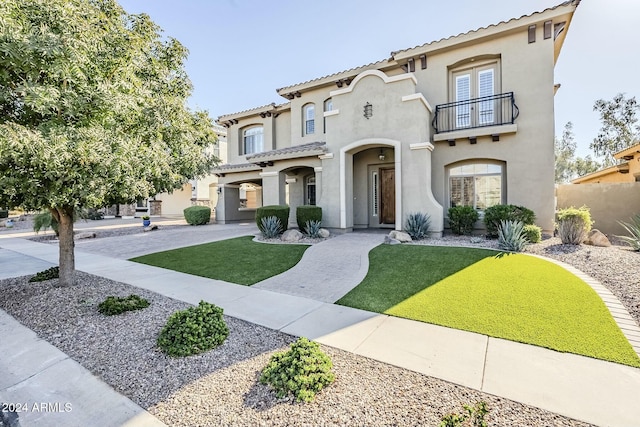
340, 139, 402, 230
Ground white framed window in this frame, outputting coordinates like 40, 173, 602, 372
451, 60, 500, 129
449, 162, 503, 210
306, 175, 316, 205
303, 103, 315, 135
243, 126, 263, 155
323, 98, 332, 133
372, 171, 379, 217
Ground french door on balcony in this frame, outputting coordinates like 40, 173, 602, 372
453, 65, 496, 129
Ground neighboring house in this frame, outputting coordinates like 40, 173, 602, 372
572, 142, 640, 184
214, 1, 580, 234
102, 125, 228, 218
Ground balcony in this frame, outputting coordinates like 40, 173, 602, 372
432, 92, 519, 141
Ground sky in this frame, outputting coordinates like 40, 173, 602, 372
117, 0, 639, 159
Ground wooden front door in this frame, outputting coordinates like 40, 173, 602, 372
379, 168, 395, 224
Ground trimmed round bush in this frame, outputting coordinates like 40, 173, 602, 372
256, 205, 289, 234
523, 224, 542, 243
260, 337, 335, 402
296, 205, 322, 231
157, 300, 229, 357
484, 204, 536, 238
448, 206, 479, 235
98, 294, 150, 316
184, 205, 211, 225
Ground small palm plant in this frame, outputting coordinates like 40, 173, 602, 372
617, 214, 640, 251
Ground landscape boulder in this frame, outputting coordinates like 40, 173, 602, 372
585, 229, 611, 247
282, 229, 303, 242
384, 236, 401, 245
318, 228, 330, 238
74, 232, 96, 240
389, 230, 412, 243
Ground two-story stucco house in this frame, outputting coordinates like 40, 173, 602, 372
214, 1, 579, 235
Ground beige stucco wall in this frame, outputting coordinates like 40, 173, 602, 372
155, 183, 193, 217
557, 183, 640, 235
421, 25, 557, 231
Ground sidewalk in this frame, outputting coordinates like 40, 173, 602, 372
1, 231, 640, 427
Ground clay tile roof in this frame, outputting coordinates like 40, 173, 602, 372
246, 141, 327, 161
211, 163, 262, 173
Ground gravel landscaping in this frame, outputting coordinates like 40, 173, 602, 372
2, 226, 637, 426
0, 272, 596, 426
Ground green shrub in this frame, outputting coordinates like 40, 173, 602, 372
256, 205, 289, 234
33, 211, 59, 236
483, 204, 536, 238
448, 206, 479, 235
617, 214, 640, 251
556, 206, 592, 245
183, 205, 211, 225
304, 220, 322, 238
260, 337, 335, 402
404, 212, 431, 240
497, 220, 527, 252
296, 205, 322, 231
0, 209, 8, 219
98, 294, 150, 316
440, 401, 489, 427
523, 224, 542, 243
87, 209, 104, 220
261, 216, 283, 238
29, 266, 59, 282
157, 300, 229, 357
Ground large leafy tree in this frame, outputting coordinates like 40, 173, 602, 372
554, 122, 601, 183
0, 0, 217, 286
591, 93, 640, 166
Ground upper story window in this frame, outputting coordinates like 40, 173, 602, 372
449, 162, 503, 210
323, 98, 332, 133
303, 103, 315, 135
451, 59, 500, 128
243, 126, 263, 155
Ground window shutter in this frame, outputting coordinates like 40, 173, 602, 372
455, 74, 471, 128
478, 69, 494, 124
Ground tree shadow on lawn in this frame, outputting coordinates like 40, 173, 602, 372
0, 272, 296, 409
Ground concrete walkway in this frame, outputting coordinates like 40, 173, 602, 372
1, 228, 640, 427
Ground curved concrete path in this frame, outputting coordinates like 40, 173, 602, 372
2, 226, 640, 427
253, 233, 384, 302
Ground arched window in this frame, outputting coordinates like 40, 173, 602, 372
243, 126, 263, 155
303, 103, 315, 135
306, 175, 316, 205
323, 98, 332, 133
448, 161, 504, 210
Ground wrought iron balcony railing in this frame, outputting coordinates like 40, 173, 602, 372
432, 92, 519, 134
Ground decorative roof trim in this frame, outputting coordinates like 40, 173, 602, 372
614, 142, 640, 159
330, 70, 417, 97
571, 162, 629, 184
246, 141, 328, 164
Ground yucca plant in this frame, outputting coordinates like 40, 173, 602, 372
304, 220, 322, 238
260, 216, 283, 238
405, 212, 431, 240
497, 220, 527, 252
617, 214, 640, 251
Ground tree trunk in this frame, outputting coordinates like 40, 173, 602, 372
52, 206, 76, 287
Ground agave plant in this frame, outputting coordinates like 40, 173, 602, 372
617, 214, 640, 251
497, 220, 527, 252
404, 212, 431, 240
260, 216, 283, 239
304, 220, 322, 238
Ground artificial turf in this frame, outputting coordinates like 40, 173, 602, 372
129, 236, 308, 285
337, 245, 640, 368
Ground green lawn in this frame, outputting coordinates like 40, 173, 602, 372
129, 236, 308, 285
337, 245, 640, 368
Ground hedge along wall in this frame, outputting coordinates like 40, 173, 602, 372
556, 183, 640, 235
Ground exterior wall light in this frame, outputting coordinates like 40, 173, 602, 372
364, 102, 373, 119
378, 149, 385, 161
